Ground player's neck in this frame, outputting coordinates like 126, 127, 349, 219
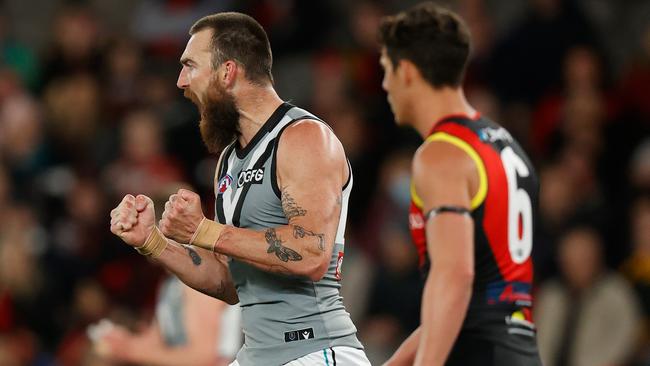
236, 85, 284, 149
411, 86, 475, 138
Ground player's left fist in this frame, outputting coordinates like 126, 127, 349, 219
159, 189, 205, 244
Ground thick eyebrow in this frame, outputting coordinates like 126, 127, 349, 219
180, 57, 195, 66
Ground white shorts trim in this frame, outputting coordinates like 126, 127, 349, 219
228, 346, 371, 366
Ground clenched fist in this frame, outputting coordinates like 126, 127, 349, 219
160, 189, 205, 244
110, 194, 155, 247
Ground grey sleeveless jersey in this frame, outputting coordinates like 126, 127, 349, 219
214, 102, 362, 366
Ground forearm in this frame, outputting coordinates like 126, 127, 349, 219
155, 239, 238, 304
131, 343, 217, 366
385, 326, 421, 366
415, 271, 472, 366
215, 224, 329, 281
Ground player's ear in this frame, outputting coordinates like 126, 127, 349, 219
399, 59, 418, 86
222, 60, 238, 87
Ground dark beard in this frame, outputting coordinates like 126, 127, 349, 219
193, 81, 240, 155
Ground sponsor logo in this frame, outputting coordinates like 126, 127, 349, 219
217, 174, 233, 194
505, 309, 536, 337
479, 127, 513, 143
486, 281, 532, 306
284, 328, 314, 342
237, 168, 265, 188
335, 251, 344, 280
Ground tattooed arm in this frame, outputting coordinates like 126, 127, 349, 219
214, 120, 348, 281
154, 239, 239, 304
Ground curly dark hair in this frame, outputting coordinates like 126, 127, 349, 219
378, 2, 471, 88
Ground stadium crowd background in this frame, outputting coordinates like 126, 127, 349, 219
0, 0, 649, 365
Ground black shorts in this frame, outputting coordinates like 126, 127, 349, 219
446, 333, 542, 366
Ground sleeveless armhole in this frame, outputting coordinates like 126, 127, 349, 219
270, 116, 329, 199
342, 159, 352, 190
214, 143, 236, 223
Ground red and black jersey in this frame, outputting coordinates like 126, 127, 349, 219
409, 113, 539, 349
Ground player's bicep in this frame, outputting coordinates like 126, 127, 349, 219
414, 142, 475, 274
276, 121, 345, 254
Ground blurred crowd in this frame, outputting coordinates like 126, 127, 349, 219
0, 0, 649, 365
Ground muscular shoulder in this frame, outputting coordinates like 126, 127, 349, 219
276, 119, 346, 186
413, 139, 475, 182
277, 119, 345, 165
412, 139, 477, 209
278, 119, 340, 154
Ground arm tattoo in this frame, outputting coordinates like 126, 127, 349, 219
183, 245, 202, 266
281, 191, 307, 219
292, 225, 325, 251
265, 228, 303, 262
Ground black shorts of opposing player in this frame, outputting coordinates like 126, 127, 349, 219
446, 332, 542, 366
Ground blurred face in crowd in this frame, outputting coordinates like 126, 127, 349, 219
558, 228, 603, 290
177, 29, 240, 154
122, 110, 163, 162
380, 48, 412, 126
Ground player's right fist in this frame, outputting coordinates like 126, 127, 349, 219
110, 194, 156, 247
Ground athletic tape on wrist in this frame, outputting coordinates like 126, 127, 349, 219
190, 217, 223, 251
135, 226, 167, 258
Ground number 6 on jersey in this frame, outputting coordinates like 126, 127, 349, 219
501, 146, 533, 264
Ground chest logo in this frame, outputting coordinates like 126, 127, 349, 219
237, 167, 265, 188
217, 174, 233, 194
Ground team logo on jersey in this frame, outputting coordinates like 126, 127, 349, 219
237, 167, 265, 188
217, 174, 233, 194
479, 127, 513, 143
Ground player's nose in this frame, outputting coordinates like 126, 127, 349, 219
177, 67, 189, 89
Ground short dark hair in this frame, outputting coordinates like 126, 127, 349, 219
378, 2, 471, 88
190, 12, 273, 85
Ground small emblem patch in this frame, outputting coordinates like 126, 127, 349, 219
217, 174, 233, 194
284, 328, 314, 342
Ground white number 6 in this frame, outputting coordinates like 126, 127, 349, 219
501, 147, 532, 264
